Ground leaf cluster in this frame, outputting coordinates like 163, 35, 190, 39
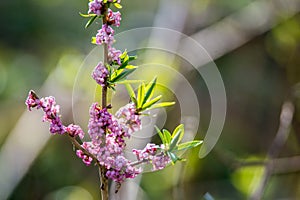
156, 124, 203, 163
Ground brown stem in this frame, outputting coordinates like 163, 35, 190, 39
99, 4, 109, 200
249, 101, 294, 200
67, 134, 101, 167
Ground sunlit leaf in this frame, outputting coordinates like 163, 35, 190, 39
85, 15, 98, 28
114, 3, 122, 9
148, 101, 175, 109
119, 50, 128, 59
79, 12, 97, 18
91, 37, 96, 44
141, 95, 162, 110
126, 65, 138, 69
137, 83, 145, 108
110, 68, 135, 83
129, 55, 137, 62
173, 140, 203, 152
115, 80, 142, 84
155, 126, 166, 145
163, 129, 171, 144
169, 124, 184, 151
143, 77, 157, 105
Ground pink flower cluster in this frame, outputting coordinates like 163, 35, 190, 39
96, 25, 115, 46
25, 90, 85, 138
108, 46, 122, 65
92, 62, 109, 87
78, 102, 143, 182
88, 0, 104, 16
116, 103, 141, 134
26, 91, 65, 134
107, 9, 121, 27
133, 143, 170, 171
88, 0, 121, 15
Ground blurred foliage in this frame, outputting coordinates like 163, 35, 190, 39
0, 0, 299, 199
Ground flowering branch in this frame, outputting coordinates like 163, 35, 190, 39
25, 1, 203, 199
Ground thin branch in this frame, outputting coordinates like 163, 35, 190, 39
66, 134, 101, 167
249, 101, 295, 200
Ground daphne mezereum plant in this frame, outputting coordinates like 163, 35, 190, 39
25, 0, 202, 199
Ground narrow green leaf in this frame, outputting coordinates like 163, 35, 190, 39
126, 65, 138, 69
167, 152, 181, 164
119, 50, 128, 59
169, 124, 184, 151
172, 124, 184, 139
143, 77, 157, 105
141, 95, 162, 110
91, 37, 96, 44
85, 15, 98, 28
115, 80, 142, 84
79, 12, 97, 18
149, 101, 175, 109
155, 126, 166, 145
118, 55, 129, 70
129, 55, 137, 62
163, 129, 172, 144
137, 83, 145, 108
114, 3, 122, 9
173, 140, 203, 152
110, 68, 135, 83
125, 83, 136, 99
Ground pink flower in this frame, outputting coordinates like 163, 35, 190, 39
108, 47, 122, 65
92, 62, 108, 87
66, 124, 85, 139
88, 0, 104, 16
107, 9, 121, 27
76, 150, 93, 166
96, 25, 115, 46
116, 103, 141, 134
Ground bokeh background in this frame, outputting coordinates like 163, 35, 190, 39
0, 0, 300, 199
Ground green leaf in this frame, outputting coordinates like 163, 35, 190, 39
167, 152, 181, 164
125, 83, 136, 100
119, 50, 128, 59
110, 68, 136, 83
143, 77, 157, 105
114, 80, 142, 84
137, 83, 145, 108
163, 129, 171, 144
85, 15, 98, 28
149, 101, 175, 109
79, 12, 97, 18
114, 3, 122, 9
118, 55, 129, 70
141, 95, 162, 110
91, 37, 96, 44
172, 124, 184, 139
155, 126, 166, 145
173, 140, 203, 152
125, 65, 138, 69
169, 124, 184, 151
129, 55, 137, 62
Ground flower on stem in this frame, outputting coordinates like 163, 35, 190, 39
92, 62, 109, 87
116, 103, 141, 134
66, 124, 85, 139
107, 9, 121, 27
132, 143, 170, 171
25, 91, 66, 134
96, 25, 115, 45
88, 0, 104, 16
108, 46, 122, 65
76, 149, 93, 166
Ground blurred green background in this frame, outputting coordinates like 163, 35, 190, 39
0, 0, 300, 199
